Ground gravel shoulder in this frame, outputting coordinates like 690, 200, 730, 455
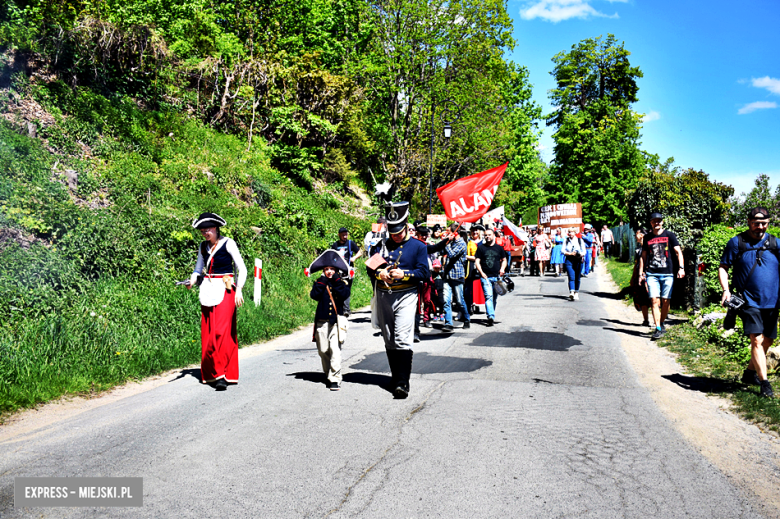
596, 262, 780, 517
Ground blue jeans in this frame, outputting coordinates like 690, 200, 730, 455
581, 249, 592, 275
480, 277, 499, 319
565, 257, 582, 291
443, 280, 469, 325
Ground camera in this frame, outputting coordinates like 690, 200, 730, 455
724, 293, 745, 310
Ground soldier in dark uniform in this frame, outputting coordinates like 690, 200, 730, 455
367, 200, 430, 399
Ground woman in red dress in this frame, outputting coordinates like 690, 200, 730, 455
188, 213, 247, 391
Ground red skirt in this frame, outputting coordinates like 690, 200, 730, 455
200, 290, 239, 383
472, 279, 486, 305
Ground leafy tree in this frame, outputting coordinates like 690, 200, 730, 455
729, 173, 780, 226
492, 65, 546, 223
545, 34, 645, 226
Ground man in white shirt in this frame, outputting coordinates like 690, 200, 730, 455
601, 225, 615, 259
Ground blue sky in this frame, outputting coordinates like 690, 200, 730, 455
506, 0, 780, 198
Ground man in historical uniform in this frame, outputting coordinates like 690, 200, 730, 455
366, 195, 430, 399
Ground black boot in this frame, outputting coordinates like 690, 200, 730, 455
385, 350, 399, 389
393, 350, 413, 399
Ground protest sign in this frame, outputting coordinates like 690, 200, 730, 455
538, 203, 583, 234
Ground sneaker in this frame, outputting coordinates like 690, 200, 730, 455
569, 292, 574, 301
462, 321, 470, 329
573, 292, 579, 301
582, 274, 588, 278
741, 369, 761, 386
423, 320, 432, 328
414, 334, 420, 343
215, 379, 228, 391
641, 320, 650, 327
760, 380, 775, 398
486, 317, 494, 327
651, 328, 666, 340
330, 381, 341, 391
660, 323, 667, 331
442, 324, 454, 333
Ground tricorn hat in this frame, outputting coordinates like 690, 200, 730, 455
307, 250, 350, 276
192, 212, 226, 229
385, 201, 410, 234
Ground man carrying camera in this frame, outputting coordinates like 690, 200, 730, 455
718, 207, 778, 398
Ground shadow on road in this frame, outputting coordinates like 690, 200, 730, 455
349, 352, 492, 374
601, 327, 649, 338
540, 294, 571, 300
285, 371, 401, 394
585, 290, 631, 300
661, 373, 743, 394
169, 368, 201, 383
468, 331, 584, 352
602, 318, 645, 327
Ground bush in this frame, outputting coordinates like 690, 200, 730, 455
698, 224, 780, 301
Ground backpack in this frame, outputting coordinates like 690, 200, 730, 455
736, 232, 778, 258
733, 232, 779, 293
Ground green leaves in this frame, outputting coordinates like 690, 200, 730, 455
546, 36, 645, 226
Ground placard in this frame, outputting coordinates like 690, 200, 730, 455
538, 203, 583, 234
426, 214, 447, 227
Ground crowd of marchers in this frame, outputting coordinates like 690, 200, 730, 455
183, 205, 776, 401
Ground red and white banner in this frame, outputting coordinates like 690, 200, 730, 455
501, 216, 522, 242
436, 163, 507, 223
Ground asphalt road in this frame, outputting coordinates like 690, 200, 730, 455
0, 269, 765, 518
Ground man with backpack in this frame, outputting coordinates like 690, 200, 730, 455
332, 227, 362, 316
638, 212, 685, 339
718, 207, 778, 398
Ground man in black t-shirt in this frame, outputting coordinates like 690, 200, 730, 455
638, 212, 684, 339
331, 227, 362, 316
475, 228, 507, 327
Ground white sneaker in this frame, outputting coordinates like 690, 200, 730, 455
569, 291, 575, 301
573, 292, 580, 301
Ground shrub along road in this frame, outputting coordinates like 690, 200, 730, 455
1, 267, 777, 517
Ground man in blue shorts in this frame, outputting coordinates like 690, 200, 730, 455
638, 212, 685, 339
718, 207, 778, 398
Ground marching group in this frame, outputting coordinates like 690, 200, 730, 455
185, 203, 776, 400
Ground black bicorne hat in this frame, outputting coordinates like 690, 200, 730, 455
308, 250, 350, 276
192, 212, 226, 229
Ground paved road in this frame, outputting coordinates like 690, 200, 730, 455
0, 270, 765, 518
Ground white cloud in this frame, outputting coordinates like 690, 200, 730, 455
520, 0, 619, 22
752, 76, 780, 95
642, 111, 661, 122
535, 144, 548, 151
738, 101, 778, 115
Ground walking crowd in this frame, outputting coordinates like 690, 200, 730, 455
184, 204, 777, 400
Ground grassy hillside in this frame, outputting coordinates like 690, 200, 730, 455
0, 68, 373, 414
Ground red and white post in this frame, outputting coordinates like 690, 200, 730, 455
254, 258, 262, 306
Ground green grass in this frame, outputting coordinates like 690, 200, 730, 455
604, 257, 635, 302
0, 82, 374, 418
604, 260, 780, 434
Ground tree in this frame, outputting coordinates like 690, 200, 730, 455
544, 34, 645, 226
729, 173, 779, 226
493, 64, 546, 223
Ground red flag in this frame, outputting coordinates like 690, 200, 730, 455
436, 163, 508, 223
